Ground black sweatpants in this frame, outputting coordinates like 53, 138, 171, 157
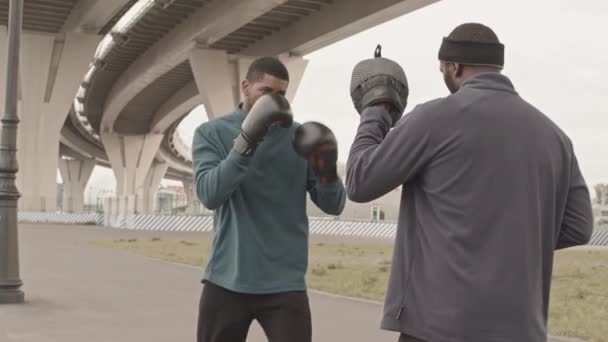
197, 281, 312, 342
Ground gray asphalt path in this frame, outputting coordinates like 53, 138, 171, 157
0, 224, 398, 342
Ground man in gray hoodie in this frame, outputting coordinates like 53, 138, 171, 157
346, 23, 594, 342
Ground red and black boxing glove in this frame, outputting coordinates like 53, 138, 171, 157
293, 122, 339, 184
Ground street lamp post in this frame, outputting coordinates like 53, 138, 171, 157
0, 0, 24, 304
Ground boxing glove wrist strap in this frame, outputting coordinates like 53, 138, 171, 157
233, 134, 257, 157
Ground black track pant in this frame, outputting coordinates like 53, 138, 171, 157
197, 281, 311, 342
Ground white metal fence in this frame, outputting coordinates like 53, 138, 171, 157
17, 211, 608, 245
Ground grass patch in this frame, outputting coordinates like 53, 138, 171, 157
547, 249, 608, 341
91, 238, 210, 267
92, 238, 607, 341
307, 242, 391, 301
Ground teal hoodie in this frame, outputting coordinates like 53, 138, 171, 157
192, 106, 346, 294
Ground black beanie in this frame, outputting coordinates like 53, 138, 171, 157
438, 23, 504, 68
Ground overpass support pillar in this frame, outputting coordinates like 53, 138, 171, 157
189, 49, 236, 119
188, 50, 309, 120
141, 161, 168, 214
235, 57, 255, 105
278, 55, 309, 103
58, 158, 95, 213
0, 31, 100, 211
101, 133, 164, 215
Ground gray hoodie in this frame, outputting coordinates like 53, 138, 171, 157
346, 73, 594, 342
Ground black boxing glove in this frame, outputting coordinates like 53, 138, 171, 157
350, 45, 409, 126
233, 94, 293, 157
293, 122, 339, 184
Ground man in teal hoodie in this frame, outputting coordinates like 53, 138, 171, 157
192, 57, 346, 342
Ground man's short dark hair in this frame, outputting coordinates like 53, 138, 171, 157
246, 57, 290, 83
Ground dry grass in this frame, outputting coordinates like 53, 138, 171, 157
92, 238, 608, 341
547, 248, 608, 342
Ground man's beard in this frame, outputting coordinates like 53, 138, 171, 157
443, 72, 459, 94
245, 96, 255, 112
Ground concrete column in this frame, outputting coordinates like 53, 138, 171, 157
189, 48, 237, 119
101, 132, 164, 215
16, 32, 100, 211
278, 55, 309, 103
58, 158, 95, 212
140, 161, 168, 214
236, 57, 255, 104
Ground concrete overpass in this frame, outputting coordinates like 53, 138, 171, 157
0, 0, 439, 214
0, 0, 136, 212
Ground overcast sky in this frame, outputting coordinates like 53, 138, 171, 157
87, 0, 608, 197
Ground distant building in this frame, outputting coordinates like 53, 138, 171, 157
594, 206, 608, 228
166, 185, 188, 208
593, 184, 608, 227
595, 184, 608, 206
156, 185, 190, 214
156, 189, 177, 214
56, 183, 64, 211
